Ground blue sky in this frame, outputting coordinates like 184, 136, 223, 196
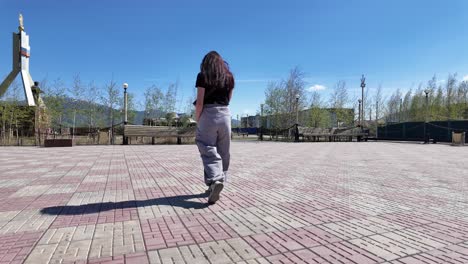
1, 0, 468, 118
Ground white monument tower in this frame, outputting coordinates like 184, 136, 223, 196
0, 14, 37, 106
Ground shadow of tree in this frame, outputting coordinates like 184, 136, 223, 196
40, 192, 210, 215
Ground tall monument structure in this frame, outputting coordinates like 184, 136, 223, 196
0, 14, 37, 106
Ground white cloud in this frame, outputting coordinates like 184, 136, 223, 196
463, 75, 468, 82
307, 84, 326, 92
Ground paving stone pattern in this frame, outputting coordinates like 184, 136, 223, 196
0, 142, 467, 263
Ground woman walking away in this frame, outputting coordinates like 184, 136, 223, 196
195, 51, 235, 205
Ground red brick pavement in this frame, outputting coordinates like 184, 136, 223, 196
0, 143, 467, 263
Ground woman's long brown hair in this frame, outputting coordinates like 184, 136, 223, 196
200, 51, 234, 90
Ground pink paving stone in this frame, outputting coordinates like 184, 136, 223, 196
178, 213, 238, 243
0, 188, 18, 199
84, 252, 148, 264
0, 197, 36, 212
285, 249, 321, 263
50, 213, 100, 228
396, 256, 437, 264
134, 188, 165, 200
76, 182, 106, 192
97, 207, 139, 224
308, 241, 384, 264
0, 232, 43, 264
26, 193, 74, 209
105, 180, 133, 190
141, 216, 197, 250
266, 253, 305, 264
30, 178, 62, 185
1, 143, 468, 263
57, 177, 84, 184
159, 186, 193, 197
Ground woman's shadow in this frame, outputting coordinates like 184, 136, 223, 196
40, 192, 210, 216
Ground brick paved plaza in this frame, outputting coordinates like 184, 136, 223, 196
0, 142, 467, 264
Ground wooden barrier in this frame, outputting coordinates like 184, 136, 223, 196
123, 125, 196, 145
44, 139, 73, 147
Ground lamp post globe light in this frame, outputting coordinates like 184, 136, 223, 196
123, 83, 129, 145
123, 83, 128, 125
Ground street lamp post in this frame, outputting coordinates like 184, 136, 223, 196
376, 101, 379, 138
123, 83, 128, 125
399, 98, 403, 123
260, 104, 264, 141
73, 99, 77, 143
123, 83, 128, 145
237, 114, 239, 135
424, 89, 430, 143
295, 94, 299, 142
295, 94, 300, 125
360, 75, 366, 130
358, 99, 362, 127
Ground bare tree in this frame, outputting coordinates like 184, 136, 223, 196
386, 89, 402, 123
308, 91, 328, 127
184, 87, 196, 117
0, 80, 31, 145
126, 92, 137, 124
83, 81, 102, 130
164, 82, 178, 114
264, 81, 287, 136
364, 84, 373, 121
101, 79, 120, 143
458, 80, 468, 119
445, 73, 457, 119
68, 74, 86, 128
374, 84, 384, 122
329, 80, 350, 127
283, 67, 306, 126
144, 85, 164, 124
402, 89, 412, 122
42, 78, 67, 136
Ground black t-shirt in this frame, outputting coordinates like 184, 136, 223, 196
195, 72, 233, 105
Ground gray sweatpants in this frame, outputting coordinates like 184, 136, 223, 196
196, 104, 231, 186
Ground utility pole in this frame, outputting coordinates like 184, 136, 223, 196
376, 101, 379, 138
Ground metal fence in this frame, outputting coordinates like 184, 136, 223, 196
377, 121, 468, 142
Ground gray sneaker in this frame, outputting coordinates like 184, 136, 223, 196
208, 181, 224, 205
